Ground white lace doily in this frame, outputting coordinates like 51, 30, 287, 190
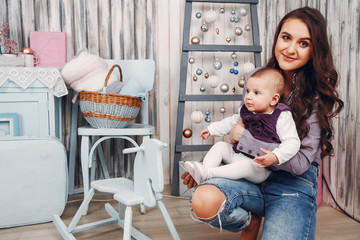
0, 67, 68, 97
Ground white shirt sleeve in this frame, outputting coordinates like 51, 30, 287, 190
207, 114, 241, 137
272, 111, 301, 165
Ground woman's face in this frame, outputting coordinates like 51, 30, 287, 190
275, 18, 312, 75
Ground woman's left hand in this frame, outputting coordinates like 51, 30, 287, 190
229, 121, 245, 144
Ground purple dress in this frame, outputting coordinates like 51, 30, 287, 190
233, 103, 290, 154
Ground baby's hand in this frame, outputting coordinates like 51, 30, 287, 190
200, 128, 210, 140
253, 148, 279, 168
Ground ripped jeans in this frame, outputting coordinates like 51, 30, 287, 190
189, 162, 319, 239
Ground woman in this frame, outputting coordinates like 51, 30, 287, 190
182, 7, 343, 239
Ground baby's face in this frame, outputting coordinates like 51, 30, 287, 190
244, 76, 278, 114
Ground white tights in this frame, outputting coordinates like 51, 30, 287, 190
203, 141, 270, 184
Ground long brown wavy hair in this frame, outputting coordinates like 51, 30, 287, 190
267, 7, 344, 158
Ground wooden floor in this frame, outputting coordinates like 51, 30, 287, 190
1, 185, 359, 240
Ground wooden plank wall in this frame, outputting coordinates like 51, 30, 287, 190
0, 0, 359, 221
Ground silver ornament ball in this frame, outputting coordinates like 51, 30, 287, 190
201, 23, 209, 32
231, 52, 237, 59
220, 83, 229, 93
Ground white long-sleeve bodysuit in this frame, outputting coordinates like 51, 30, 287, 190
204, 109, 300, 183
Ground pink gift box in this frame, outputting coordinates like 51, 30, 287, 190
29, 31, 67, 68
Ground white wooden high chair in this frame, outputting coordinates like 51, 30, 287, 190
53, 138, 180, 240
67, 59, 156, 200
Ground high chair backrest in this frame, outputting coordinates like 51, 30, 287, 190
105, 59, 155, 124
132, 139, 167, 207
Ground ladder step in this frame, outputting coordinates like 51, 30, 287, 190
176, 145, 212, 152
183, 44, 262, 53
180, 94, 242, 101
186, 0, 258, 4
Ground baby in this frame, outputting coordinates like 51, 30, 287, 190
184, 67, 300, 184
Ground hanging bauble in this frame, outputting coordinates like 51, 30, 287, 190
201, 23, 209, 32
245, 24, 251, 31
219, 8, 225, 14
204, 72, 209, 79
238, 77, 245, 88
205, 117, 211, 123
216, 28, 219, 35
243, 61, 255, 75
234, 17, 239, 23
191, 110, 204, 124
231, 9, 236, 15
220, 83, 229, 93
200, 86, 206, 92
188, 57, 195, 64
235, 27, 243, 36
231, 52, 237, 60
183, 129, 192, 138
213, 59, 223, 70
239, 7, 248, 16
195, 11, 202, 19
232, 87, 236, 93
226, 37, 231, 43
191, 36, 200, 44
193, 75, 198, 81
220, 106, 226, 113
204, 9, 217, 24
196, 68, 202, 75
230, 16, 235, 23
205, 109, 210, 116
207, 75, 219, 88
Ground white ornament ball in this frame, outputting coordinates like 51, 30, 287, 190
207, 75, 219, 88
191, 110, 204, 124
204, 9, 217, 24
239, 7, 248, 16
243, 62, 255, 75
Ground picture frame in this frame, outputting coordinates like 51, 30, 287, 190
0, 113, 19, 136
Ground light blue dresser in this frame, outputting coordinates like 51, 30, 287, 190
0, 67, 68, 228
0, 67, 68, 138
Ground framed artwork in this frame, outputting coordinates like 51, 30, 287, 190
0, 113, 19, 136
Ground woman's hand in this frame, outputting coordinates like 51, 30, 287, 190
181, 171, 197, 189
229, 120, 245, 144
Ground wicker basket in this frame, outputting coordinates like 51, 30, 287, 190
79, 64, 142, 128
